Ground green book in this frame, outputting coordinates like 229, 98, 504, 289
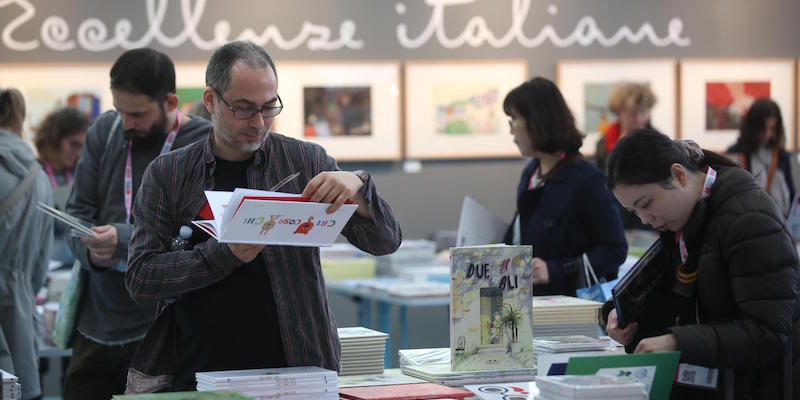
112, 391, 253, 400
565, 351, 680, 400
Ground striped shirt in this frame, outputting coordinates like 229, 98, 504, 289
125, 131, 402, 393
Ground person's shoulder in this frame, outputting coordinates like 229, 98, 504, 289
267, 131, 329, 153
177, 116, 212, 143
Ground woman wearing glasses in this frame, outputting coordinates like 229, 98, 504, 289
502, 77, 627, 296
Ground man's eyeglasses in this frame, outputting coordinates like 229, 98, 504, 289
211, 87, 283, 120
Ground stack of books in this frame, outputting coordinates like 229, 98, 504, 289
533, 335, 611, 354
339, 382, 474, 400
532, 296, 603, 338
400, 362, 536, 387
338, 327, 389, 376
112, 391, 253, 399
320, 243, 377, 281
195, 366, 337, 399
1, 369, 21, 400
376, 239, 437, 275
536, 375, 647, 400
532, 335, 615, 376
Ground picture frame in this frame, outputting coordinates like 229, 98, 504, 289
0, 63, 113, 145
680, 59, 796, 152
275, 61, 402, 161
403, 60, 527, 160
556, 58, 677, 156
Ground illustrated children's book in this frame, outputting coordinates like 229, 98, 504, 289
450, 245, 534, 372
191, 188, 358, 247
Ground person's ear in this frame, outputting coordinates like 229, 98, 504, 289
202, 87, 215, 115
163, 93, 179, 112
670, 163, 688, 187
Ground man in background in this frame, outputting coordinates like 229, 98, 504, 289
65, 48, 210, 400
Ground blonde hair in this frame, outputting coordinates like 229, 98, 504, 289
0, 88, 26, 136
608, 82, 657, 115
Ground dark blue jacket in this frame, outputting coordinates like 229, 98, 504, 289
504, 157, 627, 296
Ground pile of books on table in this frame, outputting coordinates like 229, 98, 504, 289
532, 335, 616, 376
398, 348, 535, 386
532, 296, 603, 338
338, 327, 388, 376
195, 366, 337, 400
1, 369, 21, 400
536, 375, 647, 400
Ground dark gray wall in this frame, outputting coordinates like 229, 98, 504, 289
2, 0, 799, 238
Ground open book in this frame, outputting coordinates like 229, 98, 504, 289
191, 188, 358, 247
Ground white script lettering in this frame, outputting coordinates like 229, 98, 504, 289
395, 0, 691, 49
0, 0, 364, 52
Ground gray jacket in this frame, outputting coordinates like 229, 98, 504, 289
66, 111, 210, 344
0, 131, 53, 400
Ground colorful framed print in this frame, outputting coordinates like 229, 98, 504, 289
680, 59, 796, 152
0, 63, 113, 146
404, 60, 527, 160
556, 59, 677, 156
276, 61, 401, 161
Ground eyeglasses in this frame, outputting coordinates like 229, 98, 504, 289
211, 87, 283, 120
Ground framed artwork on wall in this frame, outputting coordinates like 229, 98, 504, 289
403, 60, 527, 160
0, 63, 113, 146
556, 59, 677, 156
680, 59, 796, 152
275, 61, 402, 161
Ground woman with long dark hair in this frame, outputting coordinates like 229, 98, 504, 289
727, 98, 794, 215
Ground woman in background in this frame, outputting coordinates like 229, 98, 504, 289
604, 129, 800, 399
727, 98, 794, 216
594, 82, 657, 172
0, 87, 54, 400
33, 107, 88, 268
502, 77, 627, 296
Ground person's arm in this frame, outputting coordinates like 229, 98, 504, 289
543, 173, 628, 290
66, 114, 119, 271
669, 209, 797, 368
125, 156, 244, 304
307, 149, 402, 256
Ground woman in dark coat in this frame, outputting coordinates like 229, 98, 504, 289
502, 77, 627, 296
604, 129, 800, 399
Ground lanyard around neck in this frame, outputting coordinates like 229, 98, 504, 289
677, 166, 717, 263
42, 161, 71, 189
124, 111, 181, 223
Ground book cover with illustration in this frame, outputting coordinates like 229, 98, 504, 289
450, 245, 534, 372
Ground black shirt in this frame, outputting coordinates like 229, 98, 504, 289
171, 157, 286, 391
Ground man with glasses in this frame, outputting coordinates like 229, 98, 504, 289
65, 48, 211, 400
125, 41, 402, 393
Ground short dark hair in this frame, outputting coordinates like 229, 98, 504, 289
739, 98, 785, 152
205, 41, 277, 93
503, 77, 582, 153
110, 48, 175, 100
0, 87, 26, 136
34, 107, 89, 160
606, 129, 735, 189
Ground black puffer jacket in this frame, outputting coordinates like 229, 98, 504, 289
608, 166, 800, 399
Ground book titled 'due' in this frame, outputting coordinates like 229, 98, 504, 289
192, 188, 357, 247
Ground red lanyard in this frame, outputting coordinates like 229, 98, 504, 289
676, 166, 717, 263
42, 161, 71, 189
124, 112, 181, 223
